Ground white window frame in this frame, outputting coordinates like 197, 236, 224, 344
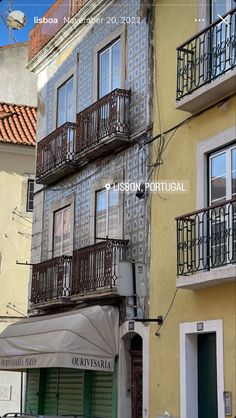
196, 126, 236, 210
57, 76, 74, 128
53, 205, 71, 257
180, 319, 224, 418
98, 39, 121, 99
209, 144, 236, 205
48, 194, 75, 259
95, 184, 120, 240
89, 171, 124, 245
52, 63, 77, 131
93, 24, 126, 101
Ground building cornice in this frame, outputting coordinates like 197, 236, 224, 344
27, 0, 111, 74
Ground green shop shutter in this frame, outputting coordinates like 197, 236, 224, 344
42, 368, 58, 414
25, 369, 40, 414
90, 372, 115, 418
57, 368, 84, 414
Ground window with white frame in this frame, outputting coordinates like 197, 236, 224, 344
209, 144, 236, 205
57, 77, 74, 127
98, 39, 121, 99
53, 206, 71, 257
95, 186, 120, 239
26, 180, 34, 212
208, 143, 236, 265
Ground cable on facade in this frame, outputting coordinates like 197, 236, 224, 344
155, 288, 179, 336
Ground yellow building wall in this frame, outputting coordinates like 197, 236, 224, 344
150, 1, 236, 417
0, 144, 34, 319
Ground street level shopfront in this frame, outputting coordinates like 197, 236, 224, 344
0, 306, 118, 417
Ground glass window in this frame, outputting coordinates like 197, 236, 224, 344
98, 39, 121, 98
210, 0, 233, 22
53, 206, 71, 257
209, 144, 236, 205
26, 180, 34, 212
57, 77, 74, 127
95, 186, 120, 239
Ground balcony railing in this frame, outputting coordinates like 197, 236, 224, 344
29, 0, 87, 60
72, 239, 129, 294
31, 255, 72, 304
176, 198, 236, 276
36, 122, 76, 183
176, 7, 236, 100
76, 89, 131, 155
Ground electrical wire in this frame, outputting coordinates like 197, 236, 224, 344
155, 288, 179, 336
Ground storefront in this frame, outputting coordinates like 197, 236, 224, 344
0, 305, 118, 417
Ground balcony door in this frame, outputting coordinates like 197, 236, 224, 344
56, 77, 74, 159
53, 206, 71, 296
98, 39, 121, 99
209, 145, 236, 266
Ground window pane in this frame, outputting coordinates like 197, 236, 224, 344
100, 50, 110, 80
112, 69, 120, 90
112, 41, 121, 72
66, 77, 74, 122
53, 211, 62, 255
62, 207, 71, 253
232, 148, 236, 197
210, 153, 226, 203
211, 0, 227, 22
57, 84, 66, 127
108, 188, 119, 238
109, 188, 119, 207
100, 77, 110, 98
96, 190, 107, 238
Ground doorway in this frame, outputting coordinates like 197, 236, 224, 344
130, 335, 143, 418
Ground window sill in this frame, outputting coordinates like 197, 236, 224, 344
176, 264, 236, 290
175, 69, 236, 114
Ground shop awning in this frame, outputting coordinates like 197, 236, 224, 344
0, 305, 119, 372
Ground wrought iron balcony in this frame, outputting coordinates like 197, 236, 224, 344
176, 198, 236, 276
36, 122, 76, 185
29, 0, 87, 60
31, 255, 72, 305
72, 239, 129, 296
76, 89, 131, 164
176, 8, 236, 100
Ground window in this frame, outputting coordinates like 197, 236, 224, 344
57, 77, 74, 127
98, 39, 121, 98
95, 186, 120, 239
210, 0, 234, 23
208, 144, 236, 266
53, 206, 71, 257
26, 180, 34, 212
209, 144, 236, 204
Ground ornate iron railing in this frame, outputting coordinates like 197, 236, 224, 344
176, 198, 236, 275
29, 0, 87, 60
176, 7, 236, 100
31, 255, 72, 304
36, 122, 76, 179
72, 239, 129, 294
76, 89, 131, 153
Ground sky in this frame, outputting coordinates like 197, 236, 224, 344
0, 0, 54, 46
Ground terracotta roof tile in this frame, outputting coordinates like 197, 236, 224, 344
0, 102, 36, 146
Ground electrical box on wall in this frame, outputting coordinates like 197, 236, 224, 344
118, 261, 133, 296
118, 261, 147, 297
135, 263, 147, 297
